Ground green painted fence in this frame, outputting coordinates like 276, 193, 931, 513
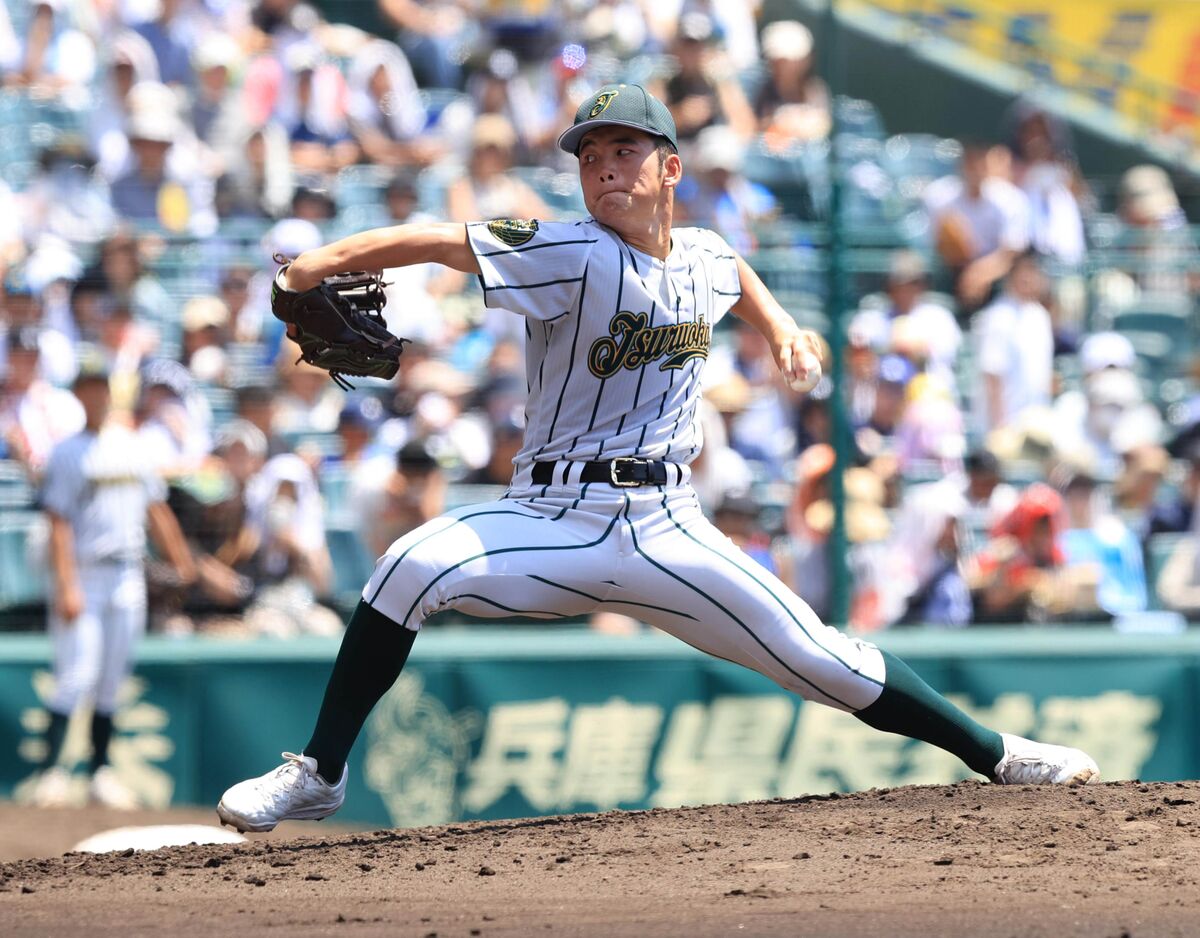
1, 628, 1197, 829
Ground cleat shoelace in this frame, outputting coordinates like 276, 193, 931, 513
1002, 758, 1065, 785
254, 752, 314, 803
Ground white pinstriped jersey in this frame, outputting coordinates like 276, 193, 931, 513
467, 219, 742, 485
41, 425, 166, 565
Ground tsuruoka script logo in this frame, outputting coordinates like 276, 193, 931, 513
587, 311, 711, 378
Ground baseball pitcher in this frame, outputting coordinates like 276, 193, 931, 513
218, 85, 1098, 833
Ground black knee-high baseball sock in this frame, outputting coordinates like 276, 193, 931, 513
304, 600, 417, 784
40, 710, 70, 771
89, 711, 115, 773
855, 650, 1005, 778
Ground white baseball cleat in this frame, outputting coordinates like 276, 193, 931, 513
993, 733, 1100, 786
216, 752, 346, 833
33, 767, 73, 808
90, 766, 139, 810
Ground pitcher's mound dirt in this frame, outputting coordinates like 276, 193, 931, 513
3, 780, 1199, 937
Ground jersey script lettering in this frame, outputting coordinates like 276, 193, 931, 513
587, 311, 711, 378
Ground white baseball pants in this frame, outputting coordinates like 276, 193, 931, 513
364, 480, 886, 712
49, 561, 146, 714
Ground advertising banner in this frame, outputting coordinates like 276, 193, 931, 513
1, 629, 1195, 828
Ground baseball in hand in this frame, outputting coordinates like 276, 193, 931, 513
788, 350, 822, 393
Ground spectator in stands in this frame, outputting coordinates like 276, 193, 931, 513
379, 0, 471, 90
854, 353, 913, 461
160, 421, 265, 634
1156, 494, 1200, 620
0, 3, 15, 75
0, 326, 84, 478
1, 273, 78, 389
283, 43, 359, 176
290, 184, 338, 223
879, 482, 971, 628
1057, 465, 1147, 617
892, 372, 965, 472
235, 218, 323, 348
754, 20, 830, 146
654, 11, 755, 144
714, 492, 778, 575
794, 383, 832, 455
273, 340, 344, 434
966, 483, 1099, 623
242, 452, 341, 637
1116, 165, 1197, 298
110, 101, 217, 235
461, 415, 522, 487
446, 114, 549, 223
971, 250, 1053, 436
577, 0, 652, 61
7, 0, 94, 102
132, 0, 194, 87
220, 267, 257, 343
836, 468, 893, 629
786, 442, 835, 616
217, 122, 296, 221
190, 34, 245, 163
1147, 418, 1200, 537
844, 309, 886, 428
74, 231, 173, 329
346, 38, 439, 168
362, 438, 447, 557
379, 171, 463, 346
89, 31, 161, 182
0, 177, 20, 281
717, 319, 797, 476
674, 124, 776, 254
1114, 443, 1169, 525
89, 304, 158, 403
181, 296, 231, 384
1005, 100, 1086, 267
328, 396, 388, 471
465, 46, 565, 160
236, 384, 289, 457
21, 143, 117, 252
853, 250, 962, 395
688, 399, 754, 512
1051, 331, 1163, 479
136, 359, 213, 477
242, 0, 325, 59
961, 447, 1018, 529
925, 141, 1030, 309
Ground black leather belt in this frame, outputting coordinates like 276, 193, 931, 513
531, 458, 669, 487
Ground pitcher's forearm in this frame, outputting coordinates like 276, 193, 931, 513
730, 255, 794, 345
288, 223, 481, 290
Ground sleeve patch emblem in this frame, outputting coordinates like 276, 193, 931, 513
487, 218, 540, 247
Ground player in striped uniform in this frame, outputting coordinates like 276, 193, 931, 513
33, 362, 195, 808
218, 85, 1098, 833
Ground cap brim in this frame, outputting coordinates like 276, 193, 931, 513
557, 119, 668, 155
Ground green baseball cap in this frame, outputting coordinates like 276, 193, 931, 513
557, 83, 678, 156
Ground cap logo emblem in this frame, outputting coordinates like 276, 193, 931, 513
588, 90, 619, 118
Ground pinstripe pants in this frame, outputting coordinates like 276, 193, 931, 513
49, 561, 146, 714
364, 482, 887, 712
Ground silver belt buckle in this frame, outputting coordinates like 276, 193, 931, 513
609, 457, 642, 487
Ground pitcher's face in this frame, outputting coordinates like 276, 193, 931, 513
577, 126, 678, 230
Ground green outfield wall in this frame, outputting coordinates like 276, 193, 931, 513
1, 629, 1197, 828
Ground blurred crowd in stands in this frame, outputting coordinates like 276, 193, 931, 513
0, 0, 1198, 635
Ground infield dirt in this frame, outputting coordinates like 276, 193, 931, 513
3, 780, 1199, 937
